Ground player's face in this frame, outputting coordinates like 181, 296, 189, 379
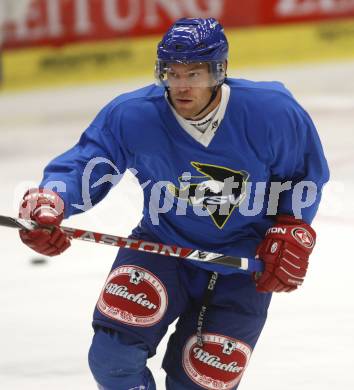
167, 63, 217, 119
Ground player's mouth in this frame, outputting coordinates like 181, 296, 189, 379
175, 98, 193, 105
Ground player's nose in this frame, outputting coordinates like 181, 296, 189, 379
175, 86, 192, 96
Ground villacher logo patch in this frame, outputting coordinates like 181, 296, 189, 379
97, 265, 168, 327
182, 333, 252, 389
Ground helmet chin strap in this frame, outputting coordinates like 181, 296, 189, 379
165, 84, 221, 120
191, 84, 220, 120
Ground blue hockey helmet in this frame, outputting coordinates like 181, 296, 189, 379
155, 18, 228, 87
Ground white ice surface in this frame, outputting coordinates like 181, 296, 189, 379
0, 60, 353, 389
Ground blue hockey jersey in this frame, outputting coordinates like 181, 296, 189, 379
40, 78, 329, 274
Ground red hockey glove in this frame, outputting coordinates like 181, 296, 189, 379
255, 215, 316, 293
18, 188, 71, 256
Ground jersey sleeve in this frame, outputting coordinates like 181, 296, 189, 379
268, 101, 330, 224
39, 103, 133, 218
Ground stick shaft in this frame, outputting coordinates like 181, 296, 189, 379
0, 215, 263, 272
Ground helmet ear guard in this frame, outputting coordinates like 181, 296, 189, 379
211, 60, 227, 86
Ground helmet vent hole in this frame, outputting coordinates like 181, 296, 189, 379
201, 48, 214, 56
175, 44, 185, 51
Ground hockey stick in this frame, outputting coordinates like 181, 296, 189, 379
0, 215, 263, 272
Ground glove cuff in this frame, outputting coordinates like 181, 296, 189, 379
275, 214, 316, 249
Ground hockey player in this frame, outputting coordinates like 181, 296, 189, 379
18, 18, 329, 390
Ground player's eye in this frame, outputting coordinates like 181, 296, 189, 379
167, 70, 178, 78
